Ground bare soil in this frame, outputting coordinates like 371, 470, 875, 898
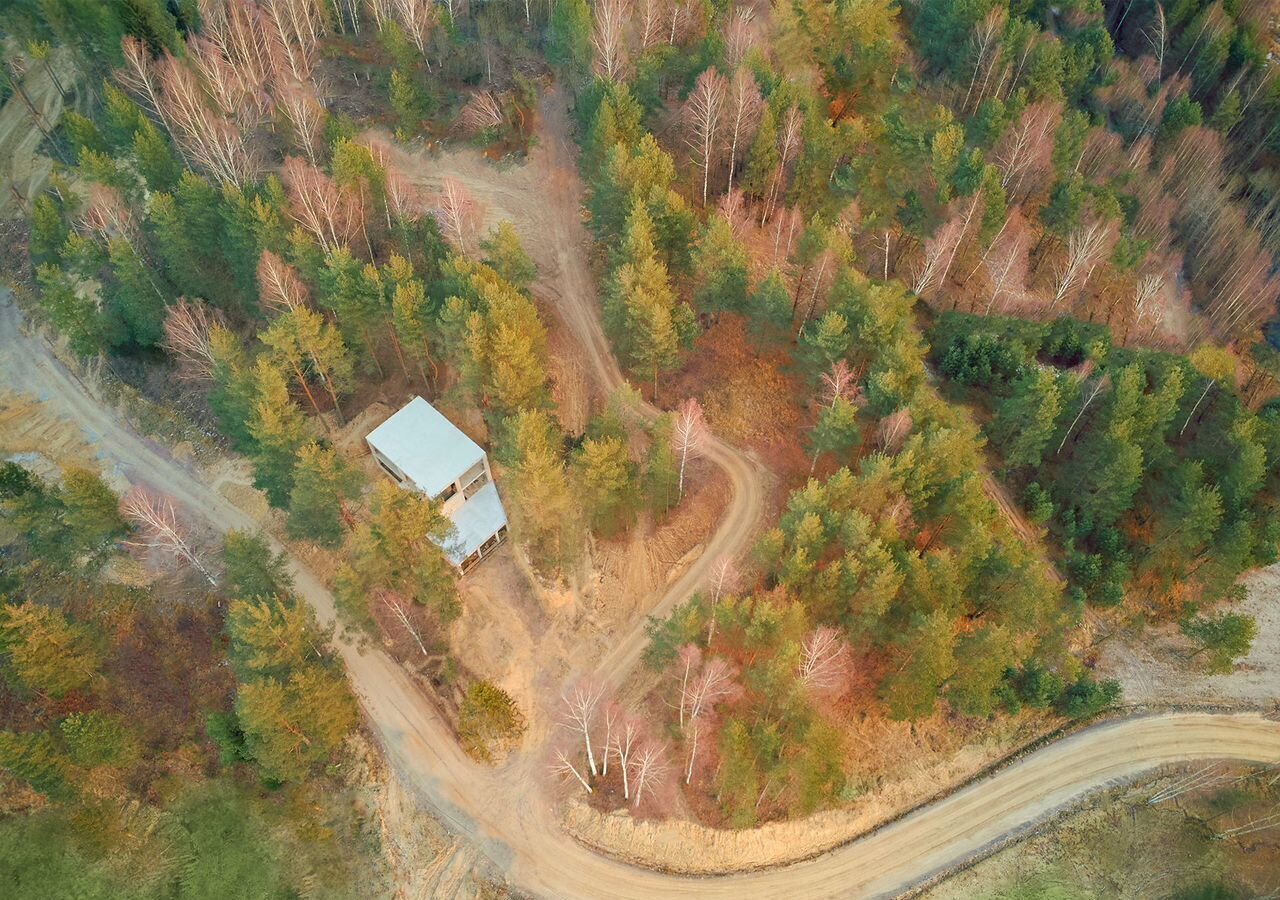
1094, 565, 1280, 710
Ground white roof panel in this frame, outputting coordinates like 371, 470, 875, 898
440, 481, 508, 563
366, 397, 485, 498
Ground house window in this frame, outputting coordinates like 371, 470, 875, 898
437, 482, 458, 502
462, 470, 489, 499
460, 549, 481, 572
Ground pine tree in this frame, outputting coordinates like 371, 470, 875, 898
101, 82, 147, 150
604, 200, 693, 394
692, 216, 749, 313
546, 0, 593, 79
881, 609, 956, 720
747, 269, 794, 344
35, 263, 121, 355
60, 467, 127, 560
575, 436, 634, 534
222, 531, 294, 599
465, 276, 549, 414
339, 482, 458, 621
947, 625, 1016, 717
29, 195, 67, 266
0, 730, 71, 799
481, 222, 537, 292
260, 307, 354, 421
235, 667, 356, 783
208, 327, 258, 450
389, 68, 432, 135
132, 119, 181, 192
798, 311, 851, 378
287, 443, 363, 547
715, 719, 760, 828
1182, 611, 1257, 674
227, 595, 318, 678
59, 711, 139, 768
506, 409, 579, 570
105, 237, 167, 347
391, 275, 436, 384
246, 359, 313, 507
741, 104, 780, 202
991, 369, 1064, 470
458, 680, 527, 762
0, 603, 101, 698
319, 249, 387, 372
809, 397, 861, 472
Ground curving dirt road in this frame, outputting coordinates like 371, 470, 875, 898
4, 78, 1280, 899
380, 91, 767, 686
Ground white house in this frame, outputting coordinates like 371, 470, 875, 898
365, 396, 509, 573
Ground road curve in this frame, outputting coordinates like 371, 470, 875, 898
382, 90, 767, 691
4, 80, 1280, 900
6, 224, 1279, 900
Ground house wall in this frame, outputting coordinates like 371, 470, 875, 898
370, 447, 407, 485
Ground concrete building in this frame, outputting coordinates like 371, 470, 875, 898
366, 396, 508, 573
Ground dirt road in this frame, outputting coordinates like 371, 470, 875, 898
4, 78, 1280, 898
382, 92, 767, 685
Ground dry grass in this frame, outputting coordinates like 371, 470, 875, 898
561, 708, 1049, 876
665, 316, 805, 450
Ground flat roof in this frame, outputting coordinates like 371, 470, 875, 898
440, 481, 508, 564
366, 397, 485, 499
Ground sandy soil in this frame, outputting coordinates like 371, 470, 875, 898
1095, 565, 1280, 709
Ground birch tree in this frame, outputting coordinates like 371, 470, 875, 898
121, 487, 216, 584
681, 655, 738, 784
761, 105, 803, 225
162, 299, 225, 380
281, 156, 363, 253
437, 177, 478, 255
723, 8, 758, 69
257, 249, 310, 312
1128, 273, 1164, 340
704, 554, 738, 644
798, 626, 850, 693
671, 397, 707, 500
683, 67, 728, 206
551, 745, 593, 793
725, 68, 763, 196
274, 82, 327, 163
591, 0, 630, 83
460, 91, 505, 136
637, 0, 665, 51
559, 681, 604, 777
380, 590, 429, 656
630, 742, 670, 807
1051, 222, 1110, 311
394, 0, 438, 59
911, 218, 964, 296
153, 51, 260, 186
610, 714, 640, 799
983, 230, 1027, 314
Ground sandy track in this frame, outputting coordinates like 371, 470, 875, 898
3, 77, 1279, 898
380, 91, 768, 686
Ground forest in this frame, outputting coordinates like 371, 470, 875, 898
0, 461, 378, 896
1, 0, 1278, 890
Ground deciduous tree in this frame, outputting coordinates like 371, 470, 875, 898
121, 487, 216, 584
